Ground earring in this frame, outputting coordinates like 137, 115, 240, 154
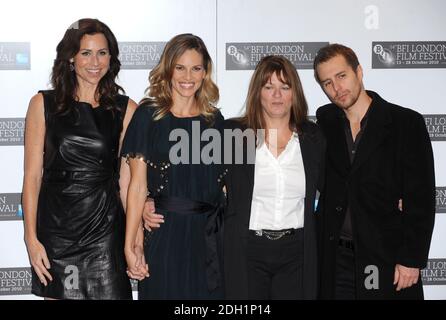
69, 62, 74, 72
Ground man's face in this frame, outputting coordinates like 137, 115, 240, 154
316, 54, 363, 111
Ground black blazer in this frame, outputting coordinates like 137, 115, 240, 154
316, 91, 436, 299
223, 118, 326, 299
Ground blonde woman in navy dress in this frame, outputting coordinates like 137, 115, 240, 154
122, 34, 224, 299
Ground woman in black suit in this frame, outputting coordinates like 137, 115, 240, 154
223, 55, 325, 299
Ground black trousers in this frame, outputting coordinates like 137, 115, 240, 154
246, 228, 304, 300
334, 241, 356, 300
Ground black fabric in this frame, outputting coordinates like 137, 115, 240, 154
121, 104, 225, 299
334, 245, 356, 300
339, 104, 371, 240
341, 107, 370, 164
152, 195, 223, 292
316, 91, 435, 299
32, 90, 132, 300
246, 228, 304, 300
121, 104, 225, 202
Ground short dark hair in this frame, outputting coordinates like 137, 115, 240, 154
313, 43, 360, 83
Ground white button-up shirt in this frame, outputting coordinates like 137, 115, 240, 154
249, 133, 306, 230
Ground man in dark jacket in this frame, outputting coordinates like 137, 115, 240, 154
314, 43, 435, 299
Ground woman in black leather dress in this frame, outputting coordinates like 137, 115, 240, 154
22, 18, 137, 299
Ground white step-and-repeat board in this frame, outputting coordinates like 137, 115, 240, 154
1, 0, 445, 299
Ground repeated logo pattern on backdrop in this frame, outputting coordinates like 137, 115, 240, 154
0, 193, 22, 221
1, 1, 445, 299
226, 42, 328, 70
372, 41, 446, 69
423, 115, 446, 141
0, 268, 31, 296
0, 118, 25, 146
436, 187, 446, 214
422, 259, 446, 285
118, 42, 166, 69
0, 43, 30, 70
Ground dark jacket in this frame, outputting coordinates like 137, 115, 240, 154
223, 118, 326, 299
316, 91, 435, 299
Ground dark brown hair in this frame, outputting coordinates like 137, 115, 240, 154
313, 43, 360, 82
51, 18, 123, 114
242, 55, 308, 134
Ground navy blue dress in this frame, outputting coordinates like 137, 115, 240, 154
121, 104, 225, 299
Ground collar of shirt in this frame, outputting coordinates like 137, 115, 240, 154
257, 132, 300, 163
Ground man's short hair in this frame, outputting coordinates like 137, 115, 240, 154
313, 43, 360, 83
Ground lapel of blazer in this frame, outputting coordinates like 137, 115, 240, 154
324, 109, 351, 177
242, 142, 255, 211
228, 121, 255, 227
350, 93, 392, 175
299, 123, 317, 198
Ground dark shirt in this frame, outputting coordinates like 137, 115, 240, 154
339, 103, 371, 240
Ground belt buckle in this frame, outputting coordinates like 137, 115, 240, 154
264, 230, 287, 240
254, 229, 292, 240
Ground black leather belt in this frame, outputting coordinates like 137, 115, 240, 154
338, 238, 355, 250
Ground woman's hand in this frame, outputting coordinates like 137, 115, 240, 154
25, 238, 53, 286
125, 227, 149, 280
143, 198, 164, 231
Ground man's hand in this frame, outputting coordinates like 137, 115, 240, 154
394, 264, 419, 291
143, 198, 164, 231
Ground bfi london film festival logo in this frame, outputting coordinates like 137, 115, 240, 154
0, 118, 25, 145
437, 187, 446, 214
422, 259, 446, 285
0, 42, 30, 70
372, 41, 446, 69
226, 42, 328, 70
0, 193, 23, 221
118, 42, 166, 69
423, 114, 446, 141
0, 268, 32, 295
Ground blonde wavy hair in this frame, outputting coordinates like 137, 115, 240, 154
141, 33, 219, 122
